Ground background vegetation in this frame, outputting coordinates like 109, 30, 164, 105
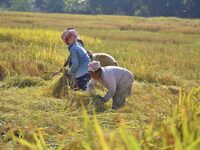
0, 0, 200, 18
0, 11, 200, 149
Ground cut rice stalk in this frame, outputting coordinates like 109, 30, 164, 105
44, 69, 69, 98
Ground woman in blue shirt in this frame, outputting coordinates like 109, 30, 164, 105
61, 29, 90, 90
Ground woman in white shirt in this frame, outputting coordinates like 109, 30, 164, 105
86, 61, 134, 110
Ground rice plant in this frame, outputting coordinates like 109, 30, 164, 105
0, 11, 200, 150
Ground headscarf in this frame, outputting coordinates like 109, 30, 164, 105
88, 61, 101, 72
61, 29, 77, 42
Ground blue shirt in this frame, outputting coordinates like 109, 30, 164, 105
68, 41, 90, 78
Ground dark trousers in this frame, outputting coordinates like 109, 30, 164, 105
76, 73, 90, 91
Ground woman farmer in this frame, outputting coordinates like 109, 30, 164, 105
61, 29, 90, 90
86, 61, 134, 109
62, 28, 118, 68
62, 28, 84, 68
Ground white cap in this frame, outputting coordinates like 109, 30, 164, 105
88, 61, 101, 72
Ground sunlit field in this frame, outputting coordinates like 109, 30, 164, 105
0, 11, 200, 150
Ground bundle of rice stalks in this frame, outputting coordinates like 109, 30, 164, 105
66, 91, 91, 108
88, 94, 106, 113
64, 91, 106, 113
44, 68, 106, 112
44, 69, 69, 98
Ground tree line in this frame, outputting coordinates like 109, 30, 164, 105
0, 0, 199, 18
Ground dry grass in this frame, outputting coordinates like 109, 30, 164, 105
0, 11, 200, 149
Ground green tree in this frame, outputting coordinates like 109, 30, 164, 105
45, 0, 65, 13
34, 0, 46, 11
1, 0, 200, 18
132, 0, 149, 16
10, 0, 34, 11
0, 0, 11, 9
88, 0, 135, 15
143, 0, 183, 16
64, 0, 90, 14
182, 0, 200, 18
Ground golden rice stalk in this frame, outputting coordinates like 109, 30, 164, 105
88, 94, 106, 112
65, 91, 91, 109
44, 69, 69, 98
65, 91, 106, 112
